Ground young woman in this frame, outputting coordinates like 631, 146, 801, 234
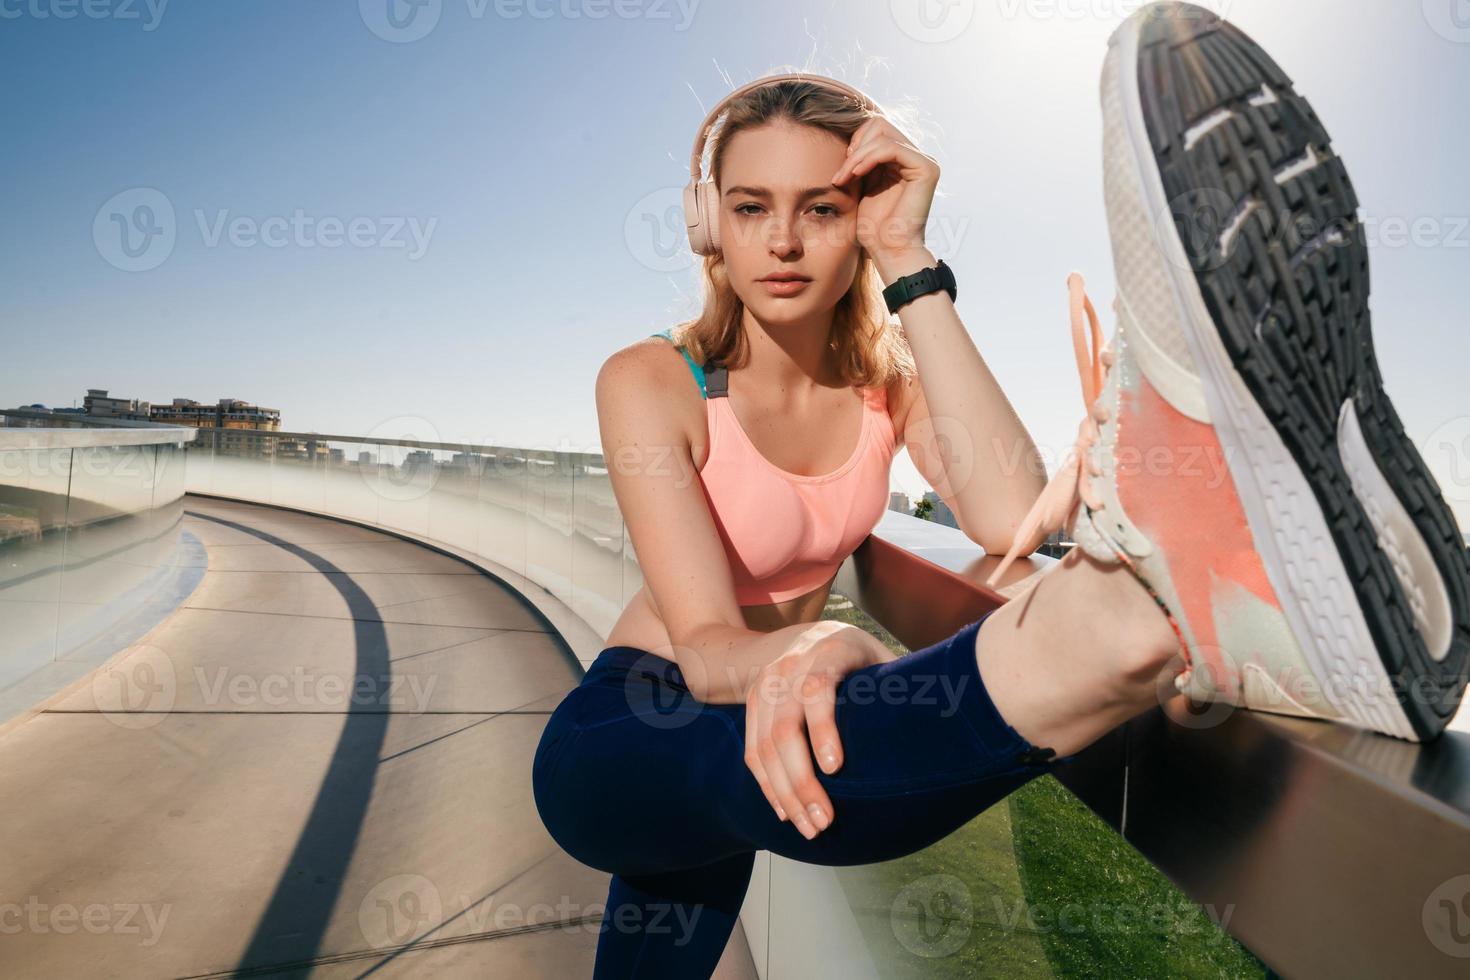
533, 6, 1470, 977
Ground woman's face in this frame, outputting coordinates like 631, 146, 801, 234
716, 119, 861, 325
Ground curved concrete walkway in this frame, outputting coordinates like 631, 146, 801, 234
0, 496, 758, 978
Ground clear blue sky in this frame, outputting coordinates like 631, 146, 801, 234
3, 0, 1468, 528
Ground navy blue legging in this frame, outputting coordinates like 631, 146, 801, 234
531, 610, 1074, 978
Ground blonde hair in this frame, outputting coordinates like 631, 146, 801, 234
669, 77, 917, 390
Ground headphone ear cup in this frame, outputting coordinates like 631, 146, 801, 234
702, 180, 720, 254
682, 181, 710, 256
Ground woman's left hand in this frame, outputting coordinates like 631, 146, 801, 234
830, 116, 939, 269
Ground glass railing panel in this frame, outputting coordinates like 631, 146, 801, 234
426, 444, 482, 556
0, 446, 72, 702
53, 443, 165, 673
208, 429, 274, 501
620, 521, 643, 610
154, 441, 187, 509
317, 439, 382, 528
570, 452, 623, 640
524, 449, 574, 604
374, 441, 435, 540
268, 435, 327, 514
181, 430, 214, 491
141, 441, 188, 578
476, 449, 527, 580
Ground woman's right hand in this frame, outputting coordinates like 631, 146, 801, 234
742, 620, 900, 840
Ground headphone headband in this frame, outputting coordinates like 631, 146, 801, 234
686, 72, 881, 181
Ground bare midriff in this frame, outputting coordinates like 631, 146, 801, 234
601, 578, 833, 665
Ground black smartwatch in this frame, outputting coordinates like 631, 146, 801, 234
883, 258, 956, 314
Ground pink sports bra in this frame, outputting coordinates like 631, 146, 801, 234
651, 330, 899, 606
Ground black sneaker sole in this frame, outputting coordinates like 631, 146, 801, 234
1132, 2, 1470, 739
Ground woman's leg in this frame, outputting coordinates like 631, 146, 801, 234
590, 853, 755, 980
532, 547, 1180, 976
977, 542, 1185, 758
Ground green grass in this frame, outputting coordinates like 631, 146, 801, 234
819, 592, 1268, 978
1008, 776, 1265, 979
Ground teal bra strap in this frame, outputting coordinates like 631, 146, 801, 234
649, 328, 708, 400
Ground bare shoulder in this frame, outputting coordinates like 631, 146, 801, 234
596, 334, 706, 449
600, 333, 678, 378
599, 334, 701, 397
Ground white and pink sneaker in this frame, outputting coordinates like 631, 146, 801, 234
989, 2, 1470, 742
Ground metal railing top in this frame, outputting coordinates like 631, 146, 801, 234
0, 422, 197, 451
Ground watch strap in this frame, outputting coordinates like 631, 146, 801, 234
883, 258, 956, 314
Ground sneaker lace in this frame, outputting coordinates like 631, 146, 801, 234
985, 272, 1114, 589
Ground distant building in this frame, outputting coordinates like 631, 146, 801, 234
150, 395, 280, 430
448, 451, 491, 476
217, 398, 281, 432
888, 491, 910, 514
150, 397, 217, 429
149, 396, 281, 457
919, 491, 959, 530
274, 438, 331, 463
83, 389, 151, 421
908, 490, 1070, 556
1, 404, 86, 428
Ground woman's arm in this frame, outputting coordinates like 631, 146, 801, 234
876, 246, 1050, 555
831, 115, 1048, 555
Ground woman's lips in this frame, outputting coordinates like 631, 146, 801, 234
759, 278, 811, 297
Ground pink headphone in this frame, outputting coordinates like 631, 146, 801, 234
682, 72, 882, 257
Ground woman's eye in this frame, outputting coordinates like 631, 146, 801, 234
732, 203, 841, 217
